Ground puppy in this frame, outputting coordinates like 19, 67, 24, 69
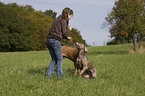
75, 42, 97, 79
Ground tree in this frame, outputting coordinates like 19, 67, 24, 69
0, 2, 88, 51
0, 2, 53, 51
43, 9, 57, 19
105, 0, 145, 48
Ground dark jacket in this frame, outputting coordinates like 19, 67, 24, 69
47, 17, 70, 41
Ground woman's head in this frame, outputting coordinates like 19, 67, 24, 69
61, 7, 73, 20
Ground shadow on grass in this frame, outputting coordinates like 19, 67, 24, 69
64, 68, 75, 77
27, 67, 109, 80
27, 67, 74, 76
27, 67, 47, 75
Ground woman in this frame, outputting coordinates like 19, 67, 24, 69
46, 7, 73, 78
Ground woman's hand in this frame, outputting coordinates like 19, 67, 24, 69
68, 26, 72, 31
67, 37, 73, 41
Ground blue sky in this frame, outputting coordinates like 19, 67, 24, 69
0, 0, 117, 46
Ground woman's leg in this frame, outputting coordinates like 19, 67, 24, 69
46, 39, 63, 78
46, 39, 57, 78
46, 47, 56, 78
54, 41, 63, 78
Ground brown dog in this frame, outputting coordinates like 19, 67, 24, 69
46, 46, 78, 69
62, 46, 78, 62
75, 42, 97, 79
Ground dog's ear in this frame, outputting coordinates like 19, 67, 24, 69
84, 47, 88, 53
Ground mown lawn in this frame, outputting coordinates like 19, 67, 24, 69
0, 44, 144, 96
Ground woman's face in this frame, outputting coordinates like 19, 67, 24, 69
68, 14, 72, 20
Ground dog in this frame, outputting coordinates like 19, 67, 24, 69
46, 46, 78, 69
75, 42, 97, 79
62, 46, 78, 62
46, 46, 78, 62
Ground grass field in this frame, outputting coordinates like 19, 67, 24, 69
0, 44, 145, 96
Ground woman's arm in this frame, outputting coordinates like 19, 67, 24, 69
61, 19, 71, 39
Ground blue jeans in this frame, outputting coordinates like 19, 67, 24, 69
46, 39, 63, 78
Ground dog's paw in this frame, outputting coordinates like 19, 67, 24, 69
83, 75, 89, 78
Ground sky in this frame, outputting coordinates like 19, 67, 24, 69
0, 0, 117, 46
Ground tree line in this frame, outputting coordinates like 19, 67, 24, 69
0, 2, 88, 51
105, 0, 145, 45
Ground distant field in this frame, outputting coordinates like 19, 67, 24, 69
0, 44, 145, 96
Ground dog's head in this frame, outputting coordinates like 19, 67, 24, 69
76, 42, 88, 53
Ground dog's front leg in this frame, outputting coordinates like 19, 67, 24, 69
74, 62, 78, 76
79, 60, 88, 76
79, 66, 88, 77
75, 67, 78, 76
74, 58, 80, 76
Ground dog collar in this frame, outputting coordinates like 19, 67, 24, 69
78, 55, 87, 59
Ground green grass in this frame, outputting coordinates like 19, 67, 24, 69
0, 44, 145, 96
